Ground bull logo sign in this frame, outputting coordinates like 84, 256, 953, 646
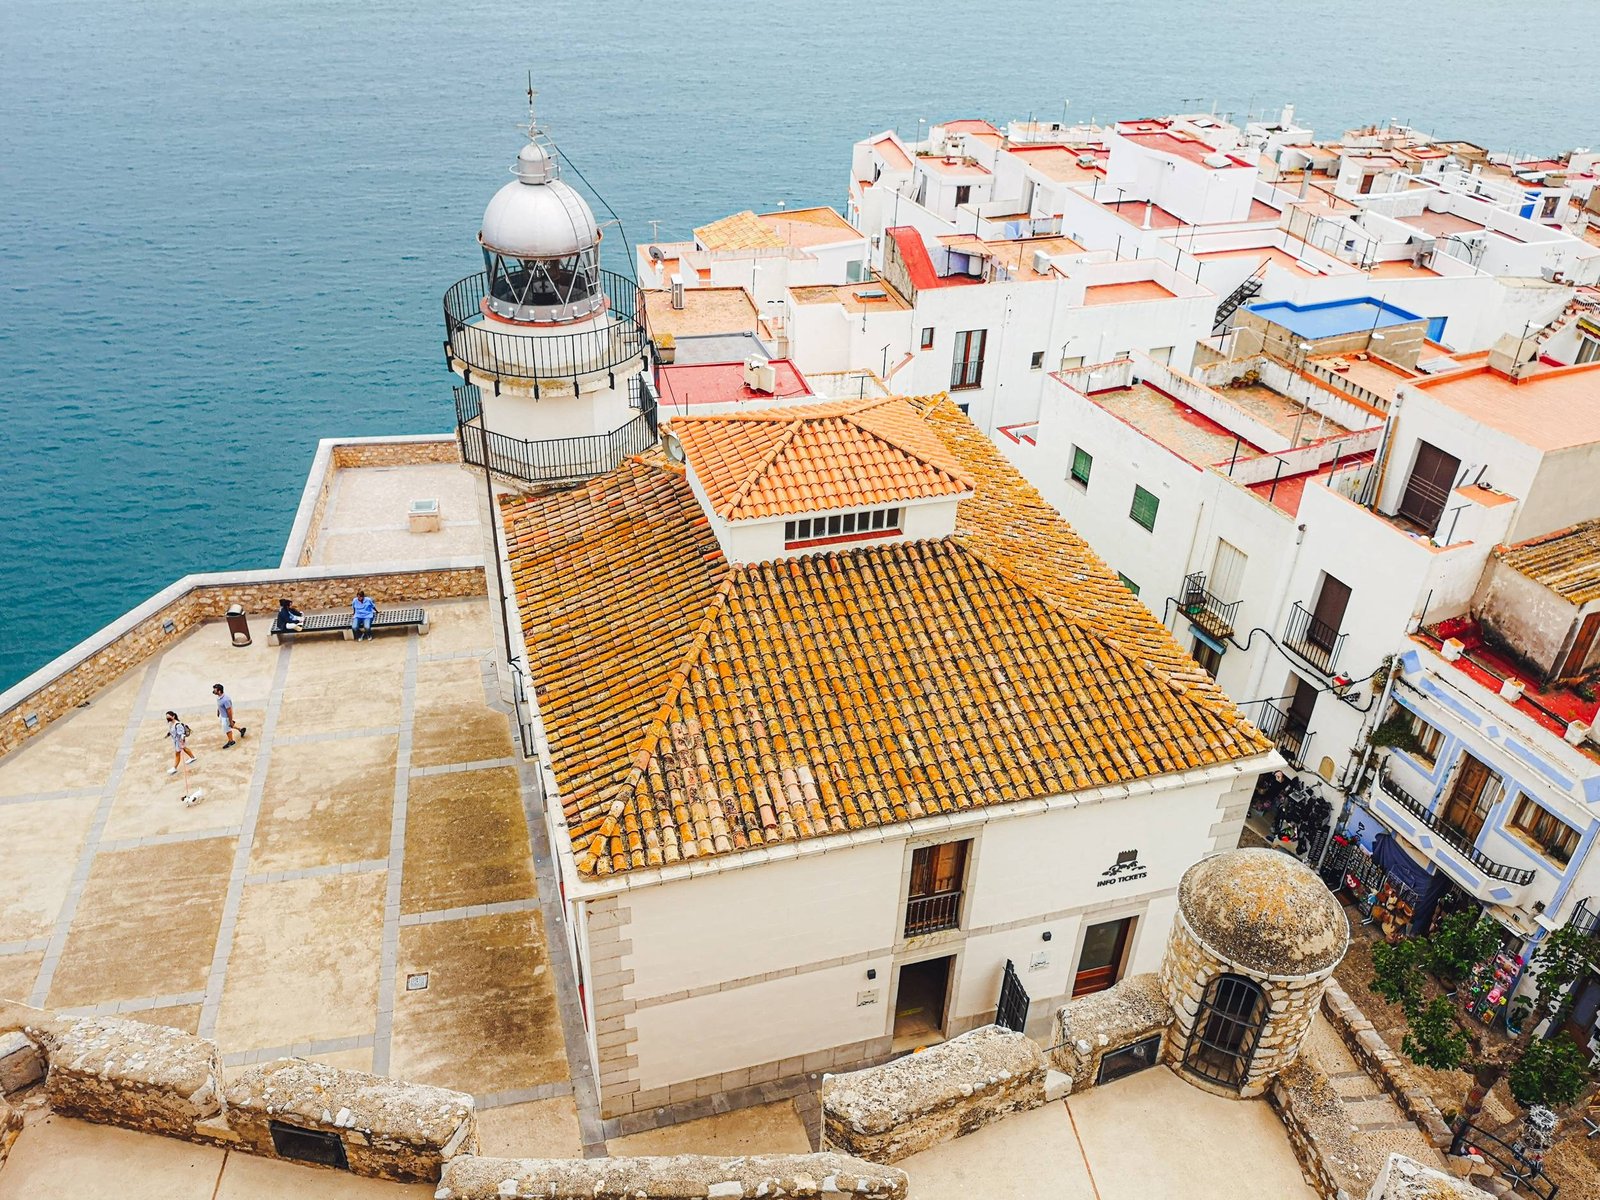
1097, 849, 1147, 886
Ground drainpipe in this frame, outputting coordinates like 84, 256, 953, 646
1367, 382, 1405, 510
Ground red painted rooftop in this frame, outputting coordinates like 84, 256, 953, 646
655, 360, 811, 409
887, 226, 982, 291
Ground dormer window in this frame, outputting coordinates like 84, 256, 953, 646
785, 507, 902, 550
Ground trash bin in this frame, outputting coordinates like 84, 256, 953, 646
225, 604, 252, 647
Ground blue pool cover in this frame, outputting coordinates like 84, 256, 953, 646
1246, 297, 1424, 339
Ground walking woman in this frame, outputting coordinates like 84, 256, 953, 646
165, 711, 197, 774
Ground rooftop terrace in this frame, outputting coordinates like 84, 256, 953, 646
1410, 361, 1600, 451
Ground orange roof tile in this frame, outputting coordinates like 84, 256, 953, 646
664, 396, 974, 521
694, 210, 786, 252
503, 398, 1272, 877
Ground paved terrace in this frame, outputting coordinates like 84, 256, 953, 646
0, 443, 594, 1161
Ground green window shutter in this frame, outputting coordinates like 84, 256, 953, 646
1130, 485, 1159, 531
1117, 573, 1140, 596
1070, 446, 1092, 486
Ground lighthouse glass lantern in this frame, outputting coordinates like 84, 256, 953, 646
479, 140, 605, 324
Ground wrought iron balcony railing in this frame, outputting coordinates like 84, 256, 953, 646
1283, 600, 1346, 675
1179, 572, 1241, 641
1376, 768, 1535, 886
454, 384, 658, 486
443, 269, 646, 387
1252, 700, 1309, 767
1568, 898, 1600, 940
904, 889, 962, 937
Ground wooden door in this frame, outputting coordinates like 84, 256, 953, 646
1559, 612, 1600, 681
1287, 675, 1319, 733
1310, 576, 1352, 649
1397, 442, 1461, 534
1440, 754, 1497, 841
1073, 917, 1133, 997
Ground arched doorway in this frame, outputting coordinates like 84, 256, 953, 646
1183, 974, 1267, 1090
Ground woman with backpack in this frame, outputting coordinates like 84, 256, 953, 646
165, 711, 197, 774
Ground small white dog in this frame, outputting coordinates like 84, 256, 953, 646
180, 787, 206, 808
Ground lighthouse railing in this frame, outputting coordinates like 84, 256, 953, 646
443, 269, 645, 384
454, 383, 659, 486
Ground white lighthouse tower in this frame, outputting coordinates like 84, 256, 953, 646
443, 108, 654, 482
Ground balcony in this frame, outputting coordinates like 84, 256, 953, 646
1283, 600, 1346, 675
904, 889, 962, 937
442, 269, 646, 390
454, 382, 658, 486
1179, 572, 1241, 642
1372, 767, 1536, 897
1252, 700, 1309, 768
1569, 898, 1600, 940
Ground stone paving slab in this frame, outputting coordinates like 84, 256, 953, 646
249, 733, 398, 872
476, 1096, 585, 1159
399, 767, 533, 915
0, 795, 98, 943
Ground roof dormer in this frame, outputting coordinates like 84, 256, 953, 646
663, 397, 974, 565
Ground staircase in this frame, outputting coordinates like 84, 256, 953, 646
1211, 263, 1267, 334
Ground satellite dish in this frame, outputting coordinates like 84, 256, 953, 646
662, 430, 685, 463
649, 245, 665, 261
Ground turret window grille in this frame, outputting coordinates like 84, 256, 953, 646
1182, 974, 1267, 1090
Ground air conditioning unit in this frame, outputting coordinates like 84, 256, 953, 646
1076, 154, 1098, 168
1032, 249, 1053, 275
670, 275, 685, 310
744, 356, 778, 394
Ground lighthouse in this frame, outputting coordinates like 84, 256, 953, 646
443, 111, 654, 482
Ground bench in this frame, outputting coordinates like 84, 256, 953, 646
269, 607, 428, 646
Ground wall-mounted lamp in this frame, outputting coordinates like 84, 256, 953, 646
866, 968, 877, 980
1041, 931, 1052, 942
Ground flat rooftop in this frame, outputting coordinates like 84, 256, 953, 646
1103, 197, 1279, 228
642, 287, 758, 340
1091, 383, 1266, 469
1411, 362, 1600, 451
1213, 381, 1359, 443
790, 278, 911, 312
655, 359, 812, 409
939, 233, 1087, 279
1308, 354, 1416, 405
1005, 144, 1106, 183
1191, 244, 1324, 277
0, 453, 578, 1127
1248, 297, 1422, 340
1082, 279, 1176, 306
757, 206, 861, 249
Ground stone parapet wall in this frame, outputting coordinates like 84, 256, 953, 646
1050, 973, 1172, 1092
0, 1009, 477, 1184
214, 1058, 476, 1183
0, 564, 484, 757
1159, 912, 1334, 1098
436, 1153, 908, 1199
332, 439, 460, 469
44, 1016, 223, 1139
1267, 1059, 1362, 1200
821, 1025, 1045, 1164
1321, 980, 1453, 1149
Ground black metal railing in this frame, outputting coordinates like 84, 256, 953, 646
455, 383, 659, 486
1253, 700, 1310, 767
1448, 1122, 1558, 1199
1566, 898, 1600, 940
994, 959, 1030, 1034
904, 890, 962, 937
1179, 572, 1242, 641
1376, 768, 1536, 886
1283, 600, 1346, 674
443, 269, 646, 386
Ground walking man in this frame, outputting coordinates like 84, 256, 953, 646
351, 590, 378, 641
213, 683, 247, 748
165, 711, 197, 774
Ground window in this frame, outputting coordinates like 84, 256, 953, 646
1191, 638, 1222, 678
1030, 350, 1045, 370
955, 184, 971, 206
1129, 485, 1159, 531
1577, 336, 1600, 365
1209, 539, 1247, 604
1117, 573, 1140, 596
920, 326, 935, 350
1183, 974, 1267, 1091
1060, 354, 1085, 371
1542, 194, 1561, 219
1508, 797, 1580, 865
1386, 705, 1444, 766
905, 840, 970, 935
1069, 446, 1092, 488
951, 329, 987, 389
784, 506, 902, 548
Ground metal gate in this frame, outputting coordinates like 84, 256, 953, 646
994, 959, 1030, 1033
1183, 974, 1267, 1090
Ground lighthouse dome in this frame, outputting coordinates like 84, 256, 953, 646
480, 143, 600, 260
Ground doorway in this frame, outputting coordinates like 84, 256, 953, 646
1559, 611, 1600, 682
1073, 917, 1135, 997
1440, 753, 1501, 843
1397, 441, 1461, 535
894, 956, 953, 1046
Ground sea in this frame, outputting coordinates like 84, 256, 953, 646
0, 0, 1594, 691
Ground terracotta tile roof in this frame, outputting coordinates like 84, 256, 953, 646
664, 396, 974, 521
503, 398, 1271, 877
1497, 518, 1600, 604
694, 210, 785, 252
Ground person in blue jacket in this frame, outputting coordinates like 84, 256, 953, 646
351, 590, 378, 641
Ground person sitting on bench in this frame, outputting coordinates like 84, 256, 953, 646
351, 590, 378, 641
275, 597, 304, 633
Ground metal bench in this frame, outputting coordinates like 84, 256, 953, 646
269, 607, 428, 646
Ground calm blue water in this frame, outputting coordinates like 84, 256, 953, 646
0, 0, 1591, 690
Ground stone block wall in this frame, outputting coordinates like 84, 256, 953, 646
215, 1058, 477, 1184
1049, 973, 1172, 1092
1321, 980, 1453, 1148
0, 565, 485, 757
821, 1025, 1045, 1164
1267, 1059, 1362, 1200
44, 1017, 224, 1139
331, 440, 461, 470
0, 1033, 44, 1095
1159, 913, 1335, 1098
436, 1153, 908, 1200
